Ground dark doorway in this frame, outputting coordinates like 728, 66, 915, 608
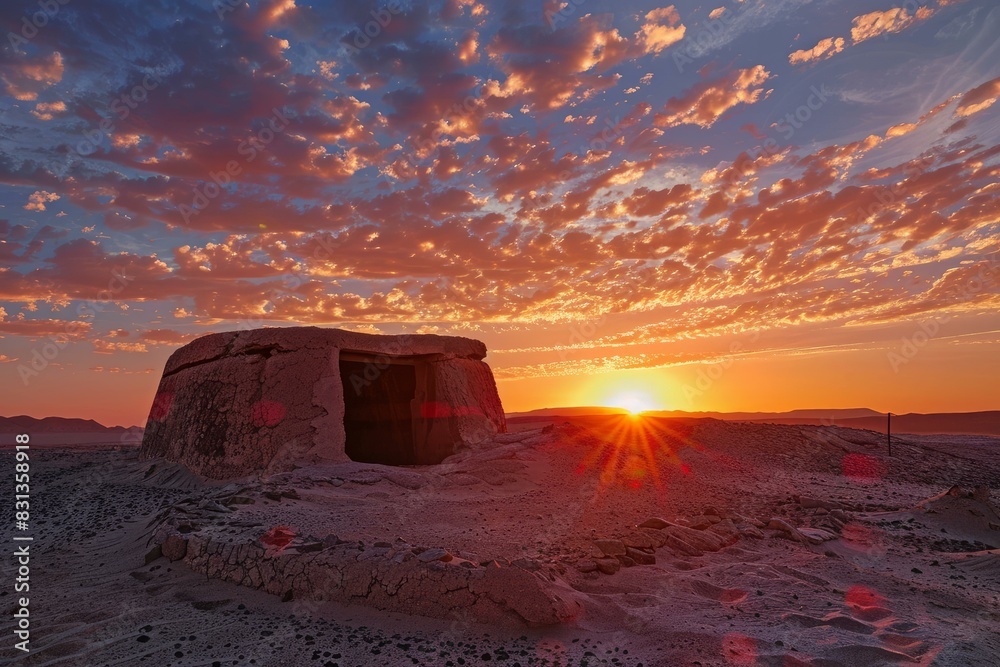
340, 357, 418, 465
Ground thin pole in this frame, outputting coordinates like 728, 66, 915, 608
887, 412, 891, 457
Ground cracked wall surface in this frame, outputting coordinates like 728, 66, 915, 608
173, 532, 577, 626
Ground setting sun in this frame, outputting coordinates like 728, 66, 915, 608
607, 391, 658, 415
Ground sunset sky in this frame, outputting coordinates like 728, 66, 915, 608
1, 0, 999, 427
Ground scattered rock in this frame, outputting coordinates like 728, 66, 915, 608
575, 560, 598, 573
738, 525, 765, 539
621, 531, 658, 550
596, 558, 621, 574
616, 555, 636, 567
683, 516, 716, 530
706, 519, 740, 544
198, 499, 232, 513
798, 527, 837, 543
767, 518, 815, 544
830, 509, 851, 523
726, 512, 766, 528
637, 528, 669, 548
663, 534, 703, 557
593, 539, 627, 557
625, 547, 656, 565
799, 496, 845, 511
416, 547, 453, 563
639, 517, 670, 530
767, 518, 798, 533
162, 534, 188, 561
665, 525, 726, 552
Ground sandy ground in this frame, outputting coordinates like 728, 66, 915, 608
2, 416, 1000, 666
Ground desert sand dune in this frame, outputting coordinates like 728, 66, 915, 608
3, 417, 999, 666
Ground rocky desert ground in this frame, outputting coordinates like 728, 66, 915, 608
3, 416, 1000, 666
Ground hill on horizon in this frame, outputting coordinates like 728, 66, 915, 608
506, 408, 1000, 437
0, 415, 143, 433
507, 407, 882, 420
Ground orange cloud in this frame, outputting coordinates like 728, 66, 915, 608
789, 37, 845, 65
0, 310, 91, 338
139, 329, 201, 345
457, 29, 480, 64
788, 4, 941, 65
486, 16, 629, 110
885, 122, 918, 138
637, 6, 686, 55
655, 66, 771, 128
93, 340, 149, 354
24, 191, 60, 212
0, 51, 64, 101
850, 7, 929, 43
955, 76, 1000, 117
30, 100, 67, 121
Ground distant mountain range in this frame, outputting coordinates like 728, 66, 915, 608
507, 407, 881, 420
5, 408, 997, 440
0, 415, 142, 435
506, 408, 1000, 436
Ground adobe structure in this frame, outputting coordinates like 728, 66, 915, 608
139, 327, 506, 478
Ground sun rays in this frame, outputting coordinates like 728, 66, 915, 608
570, 414, 702, 495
